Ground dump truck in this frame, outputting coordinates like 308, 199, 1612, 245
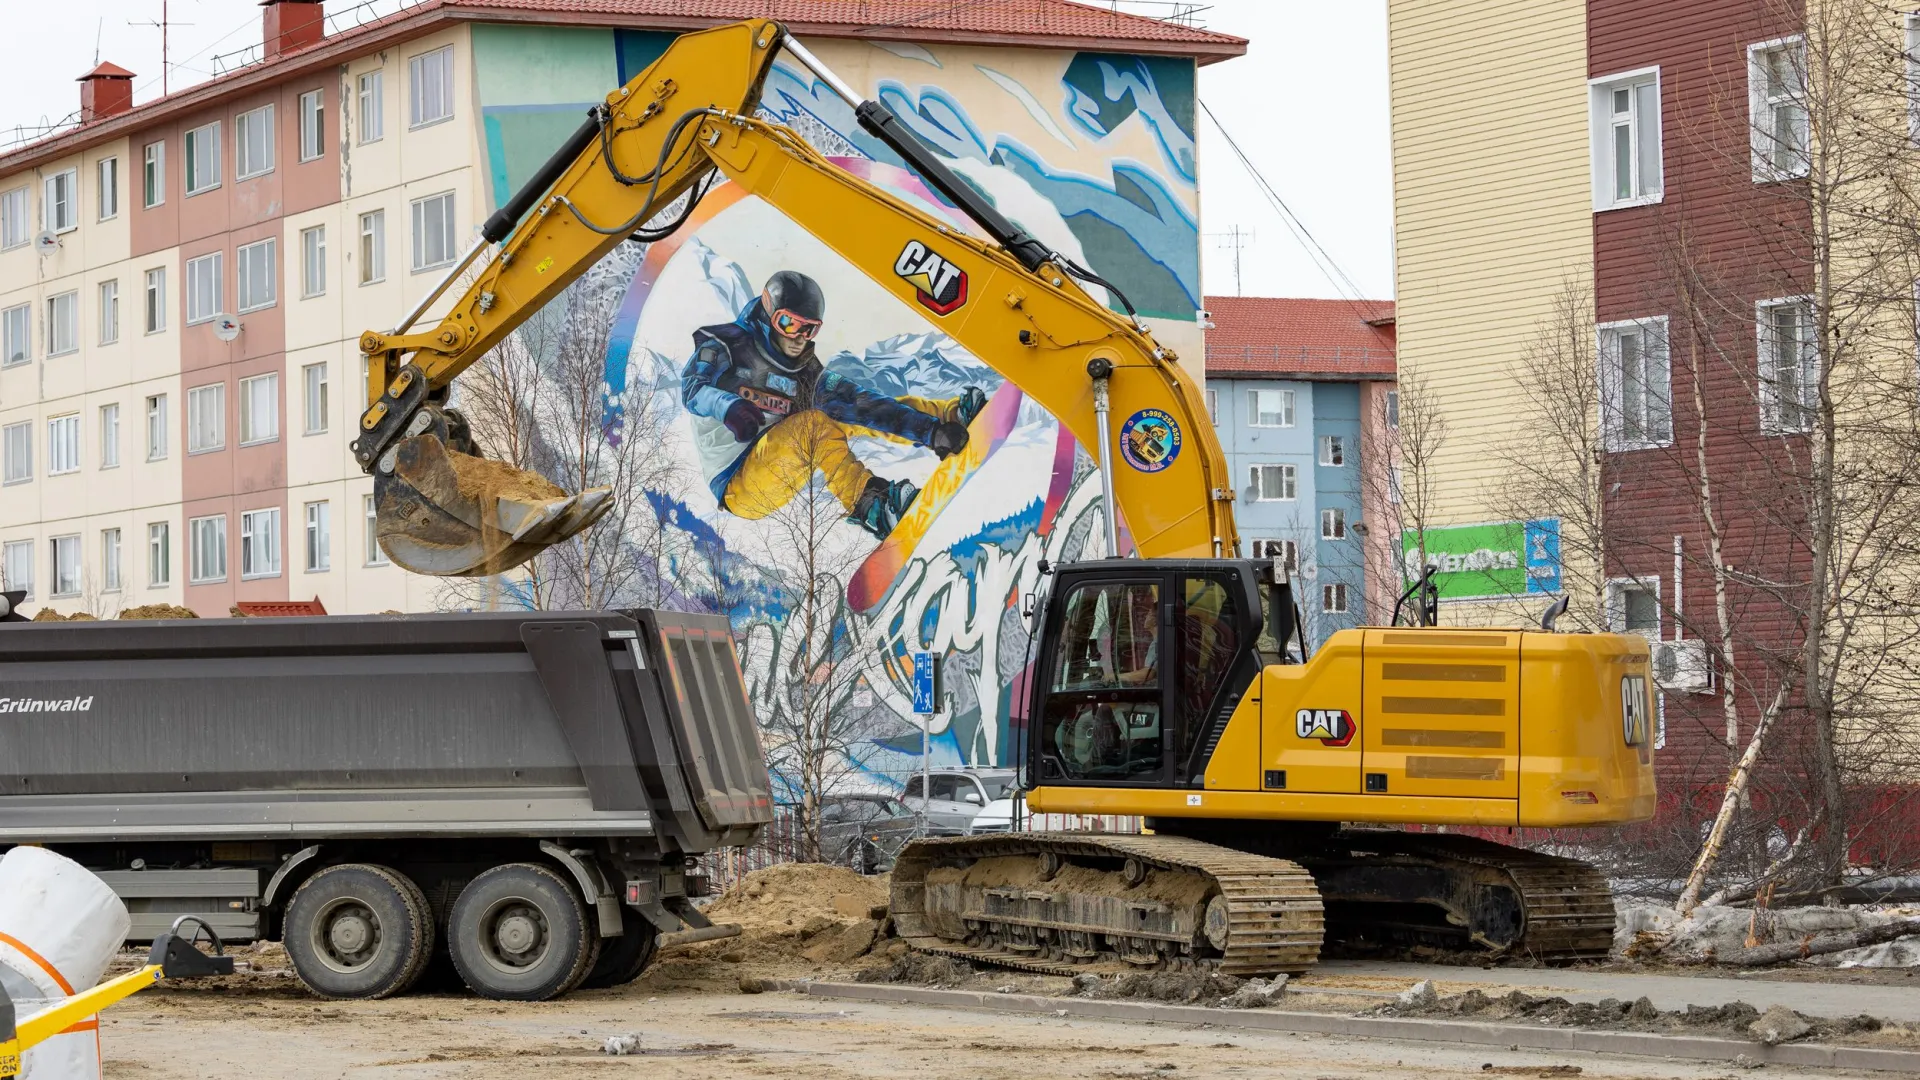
0, 608, 773, 1001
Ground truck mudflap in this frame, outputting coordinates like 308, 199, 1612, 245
634, 611, 775, 836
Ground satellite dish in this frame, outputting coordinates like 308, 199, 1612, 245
34, 231, 58, 255
212, 315, 240, 342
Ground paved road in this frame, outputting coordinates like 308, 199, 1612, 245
1315, 959, 1920, 1023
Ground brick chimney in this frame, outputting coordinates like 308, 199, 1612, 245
261, 0, 325, 59
78, 62, 136, 124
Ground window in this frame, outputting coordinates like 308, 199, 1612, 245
187, 382, 224, 453
1249, 538, 1298, 573
240, 507, 280, 579
148, 522, 170, 586
1319, 435, 1345, 466
411, 191, 457, 271
99, 403, 119, 469
101, 528, 121, 591
98, 279, 119, 345
299, 90, 325, 162
3, 540, 32, 600
236, 105, 274, 180
184, 122, 222, 195
1750, 38, 1808, 181
239, 372, 278, 445
2, 304, 28, 365
1909, 14, 1920, 145
1042, 580, 1163, 782
1589, 69, 1661, 209
1247, 388, 1295, 428
142, 141, 165, 207
1385, 389, 1400, 429
409, 45, 454, 128
1389, 465, 1404, 505
47, 415, 79, 475
97, 157, 118, 220
145, 394, 168, 460
358, 70, 385, 143
1250, 463, 1296, 502
300, 225, 326, 297
50, 535, 79, 597
2, 421, 29, 484
1599, 317, 1672, 449
0, 187, 26, 247
303, 362, 328, 434
359, 210, 386, 283
1205, 388, 1218, 424
1757, 298, 1818, 434
1321, 508, 1346, 540
186, 251, 222, 324
364, 493, 388, 566
305, 500, 330, 572
1606, 577, 1660, 636
189, 514, 227, 584
45, 291, 76, 356
237, 238, 276, 312
1322, 582, 1349, 614
144, 268, 167, 333
43, 169, 76, 233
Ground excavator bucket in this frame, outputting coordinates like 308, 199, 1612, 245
373, 431, 613, 577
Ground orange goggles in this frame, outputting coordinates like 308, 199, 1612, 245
771, 308, 822, 341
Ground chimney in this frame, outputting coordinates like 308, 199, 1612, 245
261, 0, 325, 59
78, 62, 136, 124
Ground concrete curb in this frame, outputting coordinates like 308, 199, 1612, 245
804, 982, 1920, 1073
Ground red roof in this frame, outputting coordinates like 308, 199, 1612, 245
78, 62, 136, 81
1204, 296, 1396, 380
234, 598, 328, 617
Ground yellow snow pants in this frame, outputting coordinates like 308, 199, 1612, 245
723, 397, 958, 519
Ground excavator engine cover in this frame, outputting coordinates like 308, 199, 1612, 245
371, 406, 613, 576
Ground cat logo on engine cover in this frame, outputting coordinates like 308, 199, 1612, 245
1295, 708, 1356, 747
895, 239, 968, 315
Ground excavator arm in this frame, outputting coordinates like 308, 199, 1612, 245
355, 18, 1236, 575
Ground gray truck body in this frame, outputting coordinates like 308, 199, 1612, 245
0, 608, 773, 946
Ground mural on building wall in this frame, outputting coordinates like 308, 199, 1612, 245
470, 27, 1198, 787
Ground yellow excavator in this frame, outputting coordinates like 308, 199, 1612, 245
352, 19, 1657, 973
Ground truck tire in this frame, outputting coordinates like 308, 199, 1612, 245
447, 862, 600, 1001
579, 904, 659, 989
391, 869, 439, 994
284, 863, 434, 999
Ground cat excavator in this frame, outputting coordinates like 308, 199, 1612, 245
352, 18, 1657, 974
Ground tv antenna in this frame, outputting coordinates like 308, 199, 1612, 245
129, 1, 194, 97
1207, 225, 1255, 296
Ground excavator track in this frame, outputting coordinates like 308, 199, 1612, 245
891, 833, 1324, 977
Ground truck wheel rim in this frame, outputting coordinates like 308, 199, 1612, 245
478, 898, 550, 973
314, 899, 382, 974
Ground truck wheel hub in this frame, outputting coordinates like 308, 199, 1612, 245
497, 914, 539, 954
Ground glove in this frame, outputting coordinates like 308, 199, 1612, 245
723, 399, 766, 442
929, 420, 970, 459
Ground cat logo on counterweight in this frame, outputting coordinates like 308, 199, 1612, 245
895, 239, 968, 315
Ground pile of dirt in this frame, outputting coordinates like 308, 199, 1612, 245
31, 609, 97, 621
119, 604, 199, 619
854, 953, 978, 988
1374, 987, 1889, 1044
1082, 971, 1249, 1006
704, 864, 889, 941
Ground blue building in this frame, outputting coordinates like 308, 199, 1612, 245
1203, 297, 1397, 636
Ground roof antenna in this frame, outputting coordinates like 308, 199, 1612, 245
94, 18, 103, 66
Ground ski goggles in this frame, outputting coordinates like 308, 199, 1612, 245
771, 308, 822, 341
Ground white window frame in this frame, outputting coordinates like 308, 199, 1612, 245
1384, 389, 1400, 429
187, 382, 225, 454
2, 421, 31, 485
46, 414, 80, 475
45, 291, 77, 357
142, 141, 165, 207
0, 187, 26, 248
300, 225, 326, 298
185, 251, 222, 325
43, 168, 77, 233
1249, 463, 1296, 502
99, 403, 120, 469
184, 121, 222, 196
1318, 434, 1345, 467
408, 45, 454, 129
236, 237, 276, 313
359, 210, 386, 284
1756, 296, 1818, 435
97, 156, 118, 221
1908, 14, 1920, 146
99, 279, 119, 345
303, 362, 328, 435
1249, 538, 1298, 573
1588, 66, 1663, 210
148, 522, 171, 587
239, 372, 279, 446
358, 70, 385, 143
1247, 388, 1295, 428
410, 191, 458, 272
145, 394, 168, 461
1204, 388, 1218, 424
364, 493, 389, 566
240, 507, 281, 580
144, 267, 167, 333
50, 535, 80, 598
1388, 465, 1404, 505
1598, 316, 1673, 451
1321, 507, 1346, 540
101, 528, 122, 592
299, 90, 324, 162
235, 104, 275, 181
1604, 575, 1662, 637
1, 303, 29, 366
305, 500, 330, 572
1321, 582, 1349, 615
1749, 36, 1809, 182
189, 513, 227, 584
2, 539, 32, 600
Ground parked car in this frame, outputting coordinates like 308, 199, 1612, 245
966, 792, 1026, 834
818, 793, 925, 874
901, 768, 1020, 833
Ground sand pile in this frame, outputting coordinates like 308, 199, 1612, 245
448, 453, 565, 504
705, 863, 889, 939
31, 609, 96, 621
119, 604, 199, 619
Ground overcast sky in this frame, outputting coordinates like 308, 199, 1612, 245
0, 0, 1394, 304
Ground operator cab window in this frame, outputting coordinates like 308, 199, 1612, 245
1041, 580, 1163, 782
1177, 575, 1241, 768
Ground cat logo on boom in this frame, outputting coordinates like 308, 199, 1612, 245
895, 239, 968, 315
1296, 708, 1356, 747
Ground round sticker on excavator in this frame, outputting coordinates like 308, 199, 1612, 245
1296, 708, 1356, 747
1118, 409, 1182, 473
895, 239, 968, 315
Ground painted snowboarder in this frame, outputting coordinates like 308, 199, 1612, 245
680, 270, 986, 539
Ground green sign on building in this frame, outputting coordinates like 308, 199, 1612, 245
1401, 519, 1562, 600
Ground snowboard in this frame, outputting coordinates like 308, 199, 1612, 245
846, 382, 1025, 611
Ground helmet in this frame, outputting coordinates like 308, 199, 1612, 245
753, 271, 826, 366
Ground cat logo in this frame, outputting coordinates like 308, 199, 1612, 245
1621, 674, 1650, 746
894, 239, 968, 315
1295, 708, 1356, 747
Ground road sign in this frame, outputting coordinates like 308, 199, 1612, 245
911, 652, 939, 714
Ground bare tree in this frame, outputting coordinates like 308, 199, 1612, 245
1358, 367, 1447, 624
